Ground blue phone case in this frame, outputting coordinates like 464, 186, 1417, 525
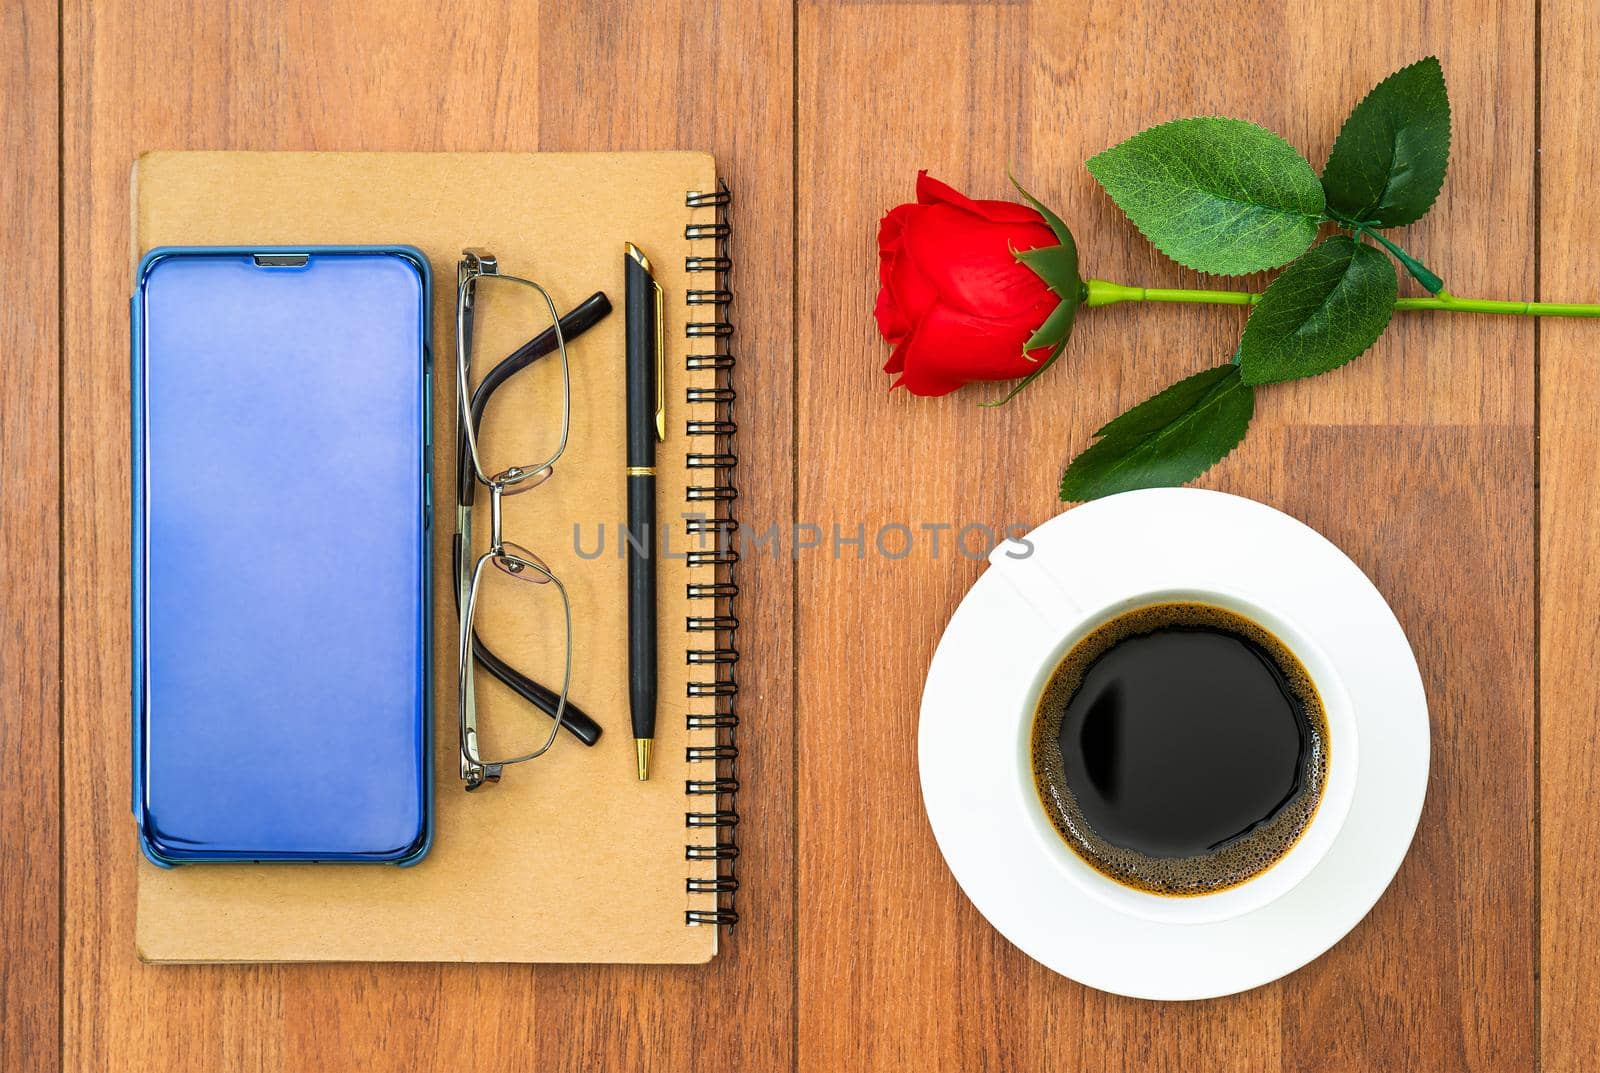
132, 246, 433, 866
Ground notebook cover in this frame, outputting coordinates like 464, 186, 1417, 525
132, 150, 722, 963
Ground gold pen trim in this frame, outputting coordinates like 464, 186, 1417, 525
635, 738, 653, 782
625, 465, 655, 476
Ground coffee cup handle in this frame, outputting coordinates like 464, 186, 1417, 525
986, 539, 1085, 633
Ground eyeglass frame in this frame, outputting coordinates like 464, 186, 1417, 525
450, 293, 610, 752
453, 248, 577, 790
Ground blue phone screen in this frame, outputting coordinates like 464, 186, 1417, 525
134, 250, 431, 863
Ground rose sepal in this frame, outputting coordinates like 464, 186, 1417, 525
1008, 176, 1083, 355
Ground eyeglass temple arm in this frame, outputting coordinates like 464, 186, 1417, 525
473, 631, 602, 748
455, 291, 614, 507
450, 530, 604, 747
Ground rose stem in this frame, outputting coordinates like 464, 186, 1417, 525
1082, 279, 1600, 317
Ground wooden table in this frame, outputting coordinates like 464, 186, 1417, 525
4, 1, 1596, 1069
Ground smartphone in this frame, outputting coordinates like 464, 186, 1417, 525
132, 247, 432, 865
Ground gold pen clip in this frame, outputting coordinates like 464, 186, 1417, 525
651, 270, 665, 442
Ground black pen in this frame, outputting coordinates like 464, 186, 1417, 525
625, 243, 664, 780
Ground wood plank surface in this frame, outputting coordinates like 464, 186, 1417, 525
797, 3, 1535, 1070
4, 0, 1594, 1069
1539, 2, 1600, 1067
0, 2, 60, 1072
59, 2, 792, 1072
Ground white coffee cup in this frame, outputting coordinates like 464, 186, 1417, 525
990, 559, 1359, 926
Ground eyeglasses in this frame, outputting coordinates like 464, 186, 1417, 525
452, 249, 608, 790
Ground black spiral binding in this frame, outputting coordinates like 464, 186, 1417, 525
683, 180, 740, 929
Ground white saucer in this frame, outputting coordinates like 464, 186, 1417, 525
917, 488, 1429, 1000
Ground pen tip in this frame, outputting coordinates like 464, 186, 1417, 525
635, 738, 653, 781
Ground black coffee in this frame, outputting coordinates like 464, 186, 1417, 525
1030, 602, 1327, 896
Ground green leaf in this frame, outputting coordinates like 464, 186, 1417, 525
1060, 363, 1255, 501
1086, 117, 1324, 275
1322, 56, 1451, 228
1237, 235, 1397, 385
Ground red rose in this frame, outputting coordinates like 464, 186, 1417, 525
874, 172, 1066, 396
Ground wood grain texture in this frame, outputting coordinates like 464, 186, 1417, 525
797, 2, 1534, 1070
0, 2, 60, 1072
1539, 1, 1600, 1067
60, 2, 792, 1071
15, 0, 1599, 1067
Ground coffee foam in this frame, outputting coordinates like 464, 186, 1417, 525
1030, 602, 1328, 897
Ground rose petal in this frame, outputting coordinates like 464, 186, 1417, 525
894, 303, 1052, 396
877, 202, 918, 263
875, 203, 937, 343
889, 336, 965, 396
884, 239, 940, 330
902, 205, 1058, 317
915, 170, 1052, 226
882, 337, 906, 375
873, 279, 911, 345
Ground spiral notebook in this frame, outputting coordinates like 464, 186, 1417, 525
131, 151, 740, 963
